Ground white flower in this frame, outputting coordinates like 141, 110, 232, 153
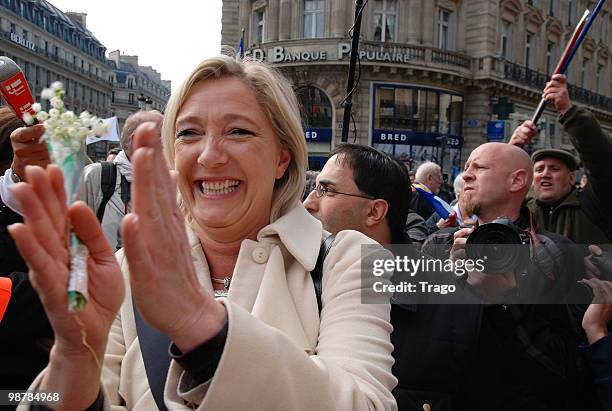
50, 97, 64, 110
41, 88, 54, 100
61, 111, 76, 121
22, 112, 35, 126
48, 108, 60, 118
32, 103, 42, 113
35, 111, 49, 122
50, 81, 63, 92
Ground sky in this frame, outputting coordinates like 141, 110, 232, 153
48, 0, 223, 90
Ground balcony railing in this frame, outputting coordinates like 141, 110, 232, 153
256, 39, 473, 74
503, 60, 612, 112
431, 49, 471, 69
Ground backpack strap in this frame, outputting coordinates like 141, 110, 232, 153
96, 162, 117, 222
311, 234, 336, 315
132, 299, 171, 411
120, 173, 130, 209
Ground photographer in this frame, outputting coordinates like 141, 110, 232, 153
581, 279, 612, 411
421, 142, 597, 410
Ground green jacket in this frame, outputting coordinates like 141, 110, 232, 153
526, 105, 612, 245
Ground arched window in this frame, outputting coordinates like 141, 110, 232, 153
296, 86, 333, 170
296, 86, 332, 128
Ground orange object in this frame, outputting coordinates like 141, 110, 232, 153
0, 277, 12, 323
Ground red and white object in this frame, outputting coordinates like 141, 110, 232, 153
0, 56, 36, 120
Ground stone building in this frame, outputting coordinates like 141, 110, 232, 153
222, 0, 612, 175
107, 50, 171, 131
0, 0, 171, 162
0, 1, 112, 118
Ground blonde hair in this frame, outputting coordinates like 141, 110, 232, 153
162, 55, 307, 222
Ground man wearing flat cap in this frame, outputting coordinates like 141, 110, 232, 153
510, 74, 612, 246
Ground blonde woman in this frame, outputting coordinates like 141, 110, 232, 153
11, 56, 396, 410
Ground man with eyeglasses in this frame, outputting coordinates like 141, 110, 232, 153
304, 144, 412, 246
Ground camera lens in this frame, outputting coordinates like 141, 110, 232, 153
466, 220, 529, 274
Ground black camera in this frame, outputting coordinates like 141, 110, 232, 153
465, 218, 530, 274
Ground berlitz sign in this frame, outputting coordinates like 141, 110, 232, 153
248, 42, 418, 64
9, 33, 36, 52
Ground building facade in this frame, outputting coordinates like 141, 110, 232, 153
0, 0, 112, 119
107, 50, 171, 131
0, 0, 171, 162
221, 0, 612, 175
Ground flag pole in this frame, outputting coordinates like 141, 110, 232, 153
531, 10, 589, 124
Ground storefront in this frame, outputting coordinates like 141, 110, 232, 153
371, 83, 464, 178
297, 86, 333, 170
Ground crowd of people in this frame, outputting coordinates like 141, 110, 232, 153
0, 55, 610, 411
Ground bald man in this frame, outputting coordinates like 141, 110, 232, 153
413, 142, 593, 411
459, 143, 532, 224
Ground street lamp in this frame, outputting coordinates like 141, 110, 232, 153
137, 93, 146, 110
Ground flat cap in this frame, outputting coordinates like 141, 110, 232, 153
531, 148, 578, 171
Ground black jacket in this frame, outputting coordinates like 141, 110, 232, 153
0, 197, 53, 391
391, 210, 599, 411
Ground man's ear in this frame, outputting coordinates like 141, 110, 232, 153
569, 171, 576, 186
509, 169, 529, 193
364, 199, 389, 228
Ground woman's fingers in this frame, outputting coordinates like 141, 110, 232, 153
7, 223, 67, 309
121, 213, 156, 291
29, 165, 68, 244
11, 178, 67, 262
69, 201, 115, 261
133, 122, 176, 221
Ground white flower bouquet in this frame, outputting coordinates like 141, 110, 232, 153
24, 82, 107, 312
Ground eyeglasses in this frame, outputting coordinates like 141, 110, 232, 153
312, 184, 375, 200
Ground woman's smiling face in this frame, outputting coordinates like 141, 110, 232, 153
174, 76, 291, 236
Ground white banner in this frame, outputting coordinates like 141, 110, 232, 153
86, 116, 120, 145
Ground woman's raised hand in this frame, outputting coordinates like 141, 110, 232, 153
122, 123, 225, 353
8, 165, 124, 409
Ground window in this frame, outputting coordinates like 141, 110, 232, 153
129, 93, 134, 105
546, 42, 556, 75
303, 0, 325, 38
525, 34, 534, 68
253, 8, 265, 44
438, 8, 453, 50
568, 0, 576, 26
10, 23, 15, 33
22, 29, 28, 40
296, 86, 333, 128
596, 64, 604, 91
581, 58, 590, 89
549, 0, 557, 16
111, 91, 115, 103
128, 78, 134, 89
600, 12, 608, 41
373, 0, 397, 42
501, 20, 512, 59
528, 0, 540, 7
